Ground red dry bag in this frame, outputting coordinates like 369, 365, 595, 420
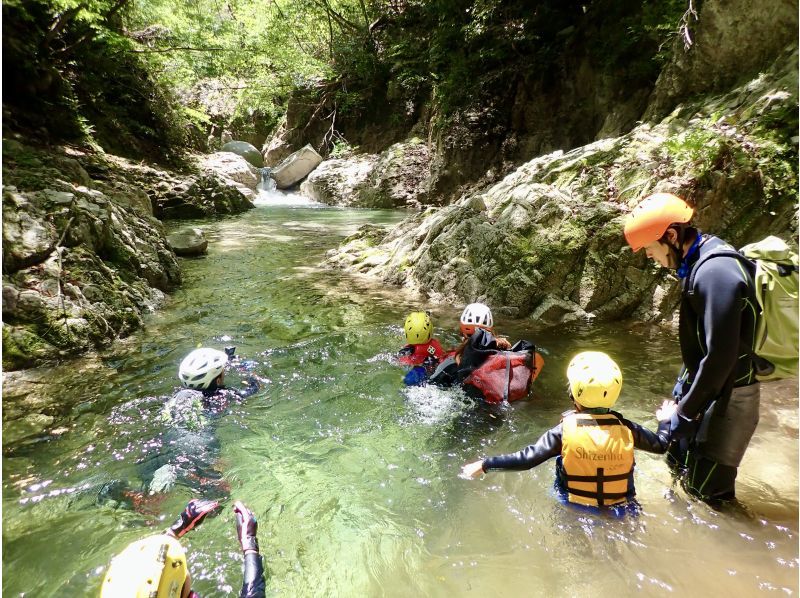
463, 350, 544, 404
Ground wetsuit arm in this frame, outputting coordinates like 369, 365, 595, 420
679, 263, 750, 419
482, 425, 562, 471
397, 345, 414, 357
233, 376, 261, 399
621, 417, 671, 454
239, 552, 267, 598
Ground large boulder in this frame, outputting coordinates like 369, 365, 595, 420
153, 173, 255, 219
272, 144, 323, 189
200, 152, 260, 190
263, 121, 294, 166
221, 140, 264, 168
299, 139, 433, 208
300, 155, 379, 206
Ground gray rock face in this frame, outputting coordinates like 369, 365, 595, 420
360, 139, 431, 208
328, 50, 798, 325
2, 181, 181, 369
300, 155, 378, 206
645, 0, 798, 121
168, 227, 208, 256
1, 144, 185, 371
300, 139, 432, 208
2, 196, 58, 273
263, 123, 293, 166
154, 173, 255, 220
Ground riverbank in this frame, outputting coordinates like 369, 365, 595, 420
2, 140, 258, 371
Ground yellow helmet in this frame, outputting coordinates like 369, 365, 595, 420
566, 351, 623, 409
100, 534, 189, 598
404, 311, 432, 344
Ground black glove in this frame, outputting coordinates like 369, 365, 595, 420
224, 346, 237, 358
669, 411, 699, 441
421, 355, 439, 375
169, 498, 220, 538
233, 500, 259, 554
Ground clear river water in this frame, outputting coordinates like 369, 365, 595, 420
3, 192, 798, 596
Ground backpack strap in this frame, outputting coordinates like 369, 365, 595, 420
503, 352, 511, 402
684, 247, 753, 296
684, 246, 775, 381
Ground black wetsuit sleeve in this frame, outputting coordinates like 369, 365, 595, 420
680, 262, 749, 419
233, 376, 260, 399
397, 345, 413, 357
620, 416, 671, 454
482, 424, 562, 471
240, 552, 267, 598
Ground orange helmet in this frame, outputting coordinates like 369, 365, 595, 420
624, 193, 694, 251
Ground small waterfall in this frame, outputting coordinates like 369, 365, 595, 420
257, 167, 276, 191
254, 166, 323, 207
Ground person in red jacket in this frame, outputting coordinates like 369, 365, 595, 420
397, 311, 444, 385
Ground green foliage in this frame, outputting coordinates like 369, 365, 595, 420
330, 139, 356, 157
183, 106, 212, 126
663, 128, 722, 171
3, 0, 188, 163
2, 0, 701, 160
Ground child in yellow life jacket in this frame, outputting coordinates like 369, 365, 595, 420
398, 311, 444, 385
461, 351, 676, 508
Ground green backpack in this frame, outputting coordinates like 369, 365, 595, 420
690, 236, 798, 380
740, 236, 799, 380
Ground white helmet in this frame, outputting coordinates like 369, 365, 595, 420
460, 302, 493, 336
178, 348, 228, 390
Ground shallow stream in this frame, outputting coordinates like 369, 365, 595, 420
3, 193, 798, 596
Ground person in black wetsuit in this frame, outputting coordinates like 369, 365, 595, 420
624, 192, 760, 502
429, 303, 514, 387
100, 499, 266, 598
461, 352, 676, 510
141, 347, 261, 497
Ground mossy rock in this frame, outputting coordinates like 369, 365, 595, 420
221, 141, 264, 168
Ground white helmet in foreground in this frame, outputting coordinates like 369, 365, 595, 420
460, 302, 493, 337
179, 348, 228, 390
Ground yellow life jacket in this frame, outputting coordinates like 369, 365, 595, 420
561, 411, 635, 507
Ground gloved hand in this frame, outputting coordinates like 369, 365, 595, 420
233, 500, 259, 554
669, 411, 699, 441
403, 366, 428, 386
421, 355, 439, 375
397, 346, 414, 357
168, 498, 220, 538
